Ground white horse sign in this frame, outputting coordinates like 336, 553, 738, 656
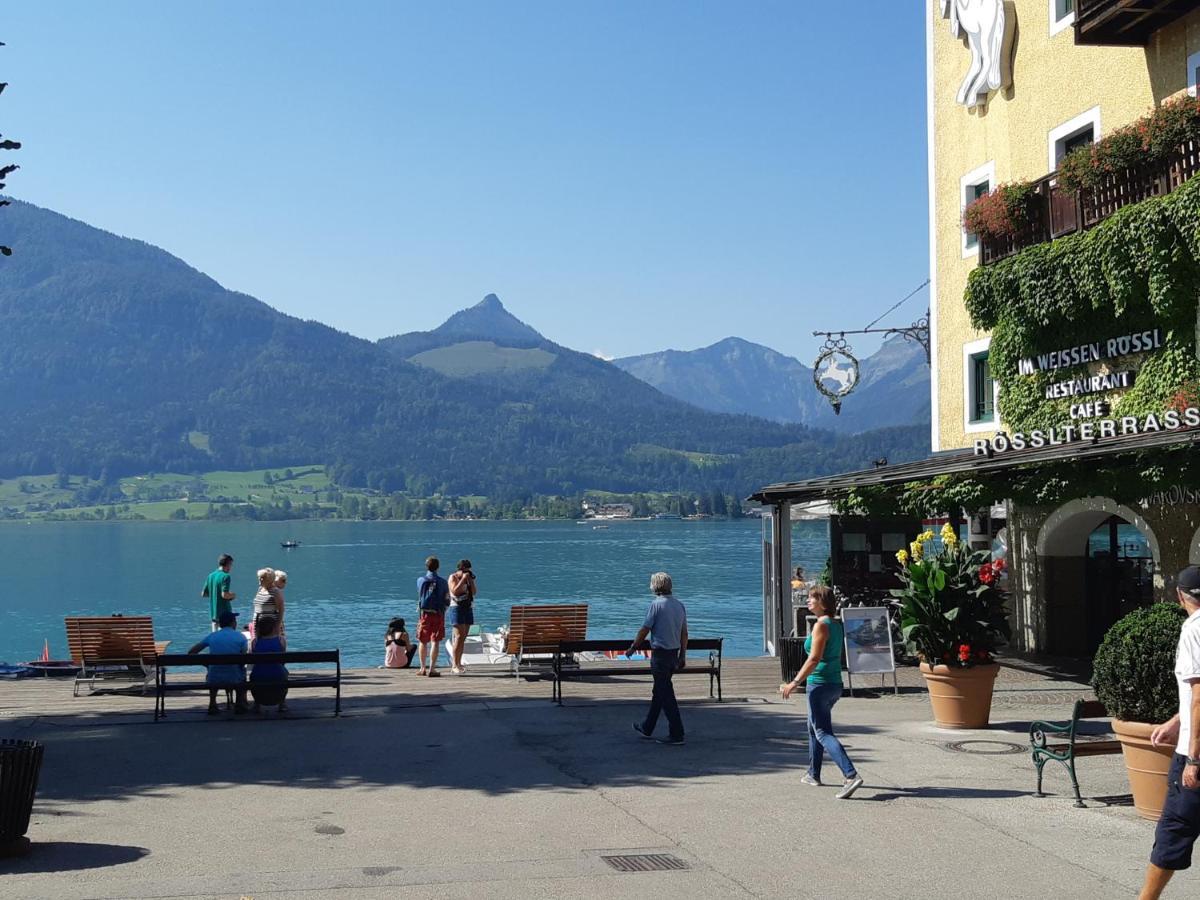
940, 0, 1010, 108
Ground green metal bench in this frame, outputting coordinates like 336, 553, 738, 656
1030, 699, 1121, 808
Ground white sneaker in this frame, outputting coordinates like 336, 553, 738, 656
800, 773, 821, 787
835, 775, 864, 799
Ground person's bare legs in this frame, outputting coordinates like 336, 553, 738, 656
417, 641, 429, 675
428, 638, 441, 674
1139, 864, 1174, 899
452, 624, 468, 672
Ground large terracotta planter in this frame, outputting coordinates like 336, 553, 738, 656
919, 662, 999, 728
1111, 718, 1175, 821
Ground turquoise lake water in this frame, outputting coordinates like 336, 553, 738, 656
0, 518, 831, 667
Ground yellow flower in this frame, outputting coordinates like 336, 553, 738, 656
919, 530, 935, 543
941, 523, 958, 546
909, 540, 924, 562
896, 549, 909, 566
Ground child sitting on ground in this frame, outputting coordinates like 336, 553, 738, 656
383, 617, 417, 669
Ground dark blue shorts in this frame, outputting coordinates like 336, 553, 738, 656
447, 604, 474, 627
1151, 754, 1200, 871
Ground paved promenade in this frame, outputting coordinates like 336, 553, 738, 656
0, 658, 1176, 899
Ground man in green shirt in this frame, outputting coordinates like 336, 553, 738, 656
201, 554, 236, 630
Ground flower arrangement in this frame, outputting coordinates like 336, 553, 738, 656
1058, 95, 1200, 195
892, 524, 1011, 668
962, 181, 1040, 242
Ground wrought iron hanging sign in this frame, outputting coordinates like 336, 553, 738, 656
812, 336, 860, 415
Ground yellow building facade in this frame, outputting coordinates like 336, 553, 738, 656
927, 0, 1200, 451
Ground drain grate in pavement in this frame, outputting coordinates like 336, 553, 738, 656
601, 853, 690, 873
944, 739, 1027, 755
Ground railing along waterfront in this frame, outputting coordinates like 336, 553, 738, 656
980, 138, 1200, 267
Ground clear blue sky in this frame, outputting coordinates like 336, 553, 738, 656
2, 1, 928, 362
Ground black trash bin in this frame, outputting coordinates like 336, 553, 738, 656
779, 637, 808, 683
0, 739, 44, 851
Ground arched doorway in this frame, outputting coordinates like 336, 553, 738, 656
1036, 499, 1159, 657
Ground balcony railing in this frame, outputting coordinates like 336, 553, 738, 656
1074, 0, 1200, 47
980, 138, 1200, 266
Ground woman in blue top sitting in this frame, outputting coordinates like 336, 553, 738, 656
780, 586, 864, 799
249, 614, 289, 714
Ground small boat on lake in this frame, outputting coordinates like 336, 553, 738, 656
280, 540, 301, 549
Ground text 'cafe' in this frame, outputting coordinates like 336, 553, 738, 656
753, 323, 1200, 663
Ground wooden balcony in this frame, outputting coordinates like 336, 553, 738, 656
1074, 0, 1200, 47
980, 138, 1200, 266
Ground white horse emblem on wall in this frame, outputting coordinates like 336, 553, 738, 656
941, 0, 1008, 108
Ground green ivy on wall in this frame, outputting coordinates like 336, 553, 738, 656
840, 178, 1200, 518
965, 175, 1200, 431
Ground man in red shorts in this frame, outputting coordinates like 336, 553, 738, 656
416, 556, 450, 677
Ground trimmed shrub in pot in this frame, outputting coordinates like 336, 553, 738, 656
1092, 602, 1186, 820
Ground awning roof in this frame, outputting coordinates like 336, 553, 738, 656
750, 425, 1200, 505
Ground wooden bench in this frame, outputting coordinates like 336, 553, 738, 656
1030, 699, 1121, 807
504, 604, 589, 676
551, 639, 723, 706
65, 615, 171, 697
153, 650, 341, 721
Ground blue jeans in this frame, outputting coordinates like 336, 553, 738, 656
642, 649, 684, 739
806, 681, 856, 781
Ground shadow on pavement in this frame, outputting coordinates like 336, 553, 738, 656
20, 688, 881, 805
863, 786, 1032, 801
0, 841, 149, 873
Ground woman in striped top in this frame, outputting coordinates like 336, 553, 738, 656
253, 567, 280, 629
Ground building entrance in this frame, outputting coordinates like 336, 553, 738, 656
1082, 516, 1155, 655
1038, 499, 1159, 658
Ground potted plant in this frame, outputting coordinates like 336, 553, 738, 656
894, 524, 1011, 728
1091, 603, 1185, 821
962, 180, 1040, 242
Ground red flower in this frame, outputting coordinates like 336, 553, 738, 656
992, 557, 1006, 573
978, 563, 995, 585
958, 644, 972, 663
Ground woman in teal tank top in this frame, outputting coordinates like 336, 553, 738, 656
779, 586, 863, 799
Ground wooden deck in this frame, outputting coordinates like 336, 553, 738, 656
0, 657, 784, 724
0, 656, 1092, 725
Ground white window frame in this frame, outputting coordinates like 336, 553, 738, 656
960, 160, 995, 259
963, 336, 999, 433
1188, 50, 1200, 97
1048, 106, 1101, 172
1050, 0, 1076, 38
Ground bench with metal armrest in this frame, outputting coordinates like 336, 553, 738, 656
551, 638, 722, 706
1030, 698, 1121, 808
153, 650, 341, 721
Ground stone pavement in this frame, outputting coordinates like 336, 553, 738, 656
0, 659, 1181, 899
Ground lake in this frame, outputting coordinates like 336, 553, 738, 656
0, 518, 831, 667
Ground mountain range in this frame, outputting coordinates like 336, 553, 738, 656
614, 334, 930, 433
0, 199, 929, 497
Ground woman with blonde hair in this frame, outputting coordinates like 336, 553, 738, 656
273, 570, 288, 634
779, 585, 863, 799
253, 567, 282, 635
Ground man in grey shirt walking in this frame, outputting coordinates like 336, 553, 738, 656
628, 571, 688, 745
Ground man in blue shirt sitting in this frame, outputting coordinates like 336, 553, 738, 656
188, 609, 249, 715
628, 571, 688, 745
